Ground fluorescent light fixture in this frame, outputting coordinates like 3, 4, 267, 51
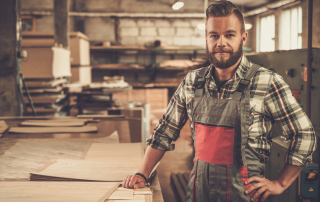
197, 23, 205, 30
245, 23, 252, 30
172, 2, 184, 10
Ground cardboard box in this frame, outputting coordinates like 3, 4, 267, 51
70, 32, 90, 66
22, 32, 90, 66
71, 66, 92, 84
21, 46, 71, 79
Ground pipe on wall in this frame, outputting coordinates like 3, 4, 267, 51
306, 0, 313, 119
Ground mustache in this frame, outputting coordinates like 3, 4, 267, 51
211, 47, 232, 53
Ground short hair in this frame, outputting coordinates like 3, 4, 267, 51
206, 1, 245, 33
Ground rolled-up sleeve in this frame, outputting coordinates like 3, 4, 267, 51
146, 78, 189, 151
265, 73, 317, 166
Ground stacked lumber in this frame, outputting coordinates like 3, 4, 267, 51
113, 88, 168, 111
0, 181, 152, 201
71, 76, 132, 115
24, 78, 69, 116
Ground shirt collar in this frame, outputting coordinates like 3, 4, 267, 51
205, 54, 251, 80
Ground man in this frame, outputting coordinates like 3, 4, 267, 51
123, 1, 317, 202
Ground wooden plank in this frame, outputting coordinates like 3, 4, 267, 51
0, 133, 120, 181
25, 79, 67, 88
98, 182, 122, 202
92, 63, 145, 70
19, 121, 85, 127
77, 114, 125, 119
30, 143, 144, 182
8, 126, 97, 133
0, 181, 120, 202
30, 159, 141, 181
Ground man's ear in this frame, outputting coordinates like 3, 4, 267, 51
242, 31, 248, 46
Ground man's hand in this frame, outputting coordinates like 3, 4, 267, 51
245, 177, 285, 202
122, 175, 146, 189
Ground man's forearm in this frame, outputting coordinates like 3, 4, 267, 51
138, 146, 166, 178
276, 163, 304, 189
246, 163, 305, 201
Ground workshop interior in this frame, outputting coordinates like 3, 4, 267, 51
0, 0, 319, 202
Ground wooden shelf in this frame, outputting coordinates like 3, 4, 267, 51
92, 63, 145, 70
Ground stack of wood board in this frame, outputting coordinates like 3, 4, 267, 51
0, 181, 152, 202
22, 32, 91, 84
24, 78, 69, 116
113, 88, 168, 111
30, 143, 143, 181
8, 119, 98, 134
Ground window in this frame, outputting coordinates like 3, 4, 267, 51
279, 6, 302, 50
21, 16, 36, 32
259, 15, 275, 52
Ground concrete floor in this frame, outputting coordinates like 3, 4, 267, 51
150, 110, 194, 202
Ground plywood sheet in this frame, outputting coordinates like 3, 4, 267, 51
19, 121, 86, 127
85, 143, 143, 162
77, 114, 125, 119
0, 132, 119, 181
30, 143, 143, 182
0, 181, 119, 202
30, 159, 141, 181
9, 126, 97, 133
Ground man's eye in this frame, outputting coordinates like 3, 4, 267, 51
211, 35, 219, 39
226, 34, 234, 38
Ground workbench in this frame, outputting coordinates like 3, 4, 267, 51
0, 116, 163, 202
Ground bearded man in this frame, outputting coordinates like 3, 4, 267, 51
123, 1, 316, 202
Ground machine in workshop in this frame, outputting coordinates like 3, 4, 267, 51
246, 48, 320, 202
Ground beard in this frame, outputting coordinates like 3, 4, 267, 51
206, 41, 243, 69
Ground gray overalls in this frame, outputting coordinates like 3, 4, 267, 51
185, 64, 267, 202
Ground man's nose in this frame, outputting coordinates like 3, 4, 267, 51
217, 36, 226, 47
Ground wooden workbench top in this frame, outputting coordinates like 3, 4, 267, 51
0, 117, 163, 202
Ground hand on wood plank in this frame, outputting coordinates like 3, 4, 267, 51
123, 174, 146, 189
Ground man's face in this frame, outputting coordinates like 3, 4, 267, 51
205, 13, 248, 69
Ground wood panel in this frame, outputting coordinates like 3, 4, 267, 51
19, 121, 86, 127
9, 126, 98, 133
77, 115, 125, 119
0, 131, 119, 181
30, 143, 143, 182
30, 159, 141, 181
0, 181, 118, 202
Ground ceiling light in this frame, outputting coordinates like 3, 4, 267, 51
197, 23, 205, 30
172, 2, 184, 10
245, 23, 252, 30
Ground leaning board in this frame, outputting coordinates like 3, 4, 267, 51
30, 143, 144, 181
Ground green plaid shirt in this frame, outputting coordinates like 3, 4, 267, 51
147, 54, 316, 166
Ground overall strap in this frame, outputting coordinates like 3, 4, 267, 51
232, 64, 261, 101
194, 66, 210, 97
